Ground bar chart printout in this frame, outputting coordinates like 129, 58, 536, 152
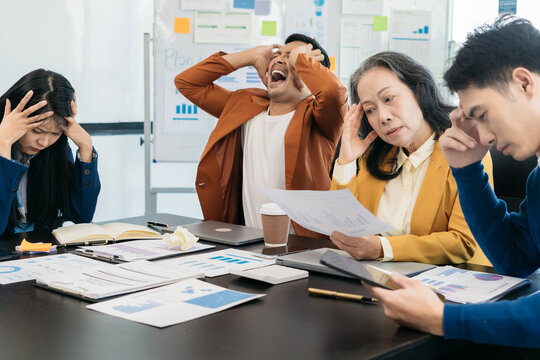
156, 249, 274, 277
261, 187, 394, 237
87, 278, 265, 328
412, 266, 529, 304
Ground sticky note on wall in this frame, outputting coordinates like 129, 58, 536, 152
261, 20, 277, 36
329, 56, 336, 72
174, 17, 190, 34
234, 0, 255, 9
373, 16, 388, 31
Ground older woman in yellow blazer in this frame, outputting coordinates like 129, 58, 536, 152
330, 52, 492, 265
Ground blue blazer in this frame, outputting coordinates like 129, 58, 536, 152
0, 148, 100, 236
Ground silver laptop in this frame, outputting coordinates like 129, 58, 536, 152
276, 248, 435, 278
182, 221, 264, 246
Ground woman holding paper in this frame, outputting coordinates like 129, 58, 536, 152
0, 69, 100, 235
330, 52, 492, 265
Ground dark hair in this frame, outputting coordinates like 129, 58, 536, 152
350, 51, 453, 180
285, 33, 330, 69
445, 15, 540, 93
0, 69, 75, 230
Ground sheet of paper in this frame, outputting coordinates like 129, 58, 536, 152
261, 188, 394, 237
389, 10, 431, 61
36, 260, 204, 300
412, 266, 529, 304
342, 0, 383, 15
285, 0, 328, 48
156, 249, 275, 277
340, 16, 384, 78
87, 278, 265, 328
78, 240, 214, 262
194, 11, 252, 44
0, 253, 107, 285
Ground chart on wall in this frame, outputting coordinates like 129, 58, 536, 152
153, 0, 330, 162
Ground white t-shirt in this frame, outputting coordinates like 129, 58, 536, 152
242, 109, 295, 228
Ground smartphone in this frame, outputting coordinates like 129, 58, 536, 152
320, 250, 399, 290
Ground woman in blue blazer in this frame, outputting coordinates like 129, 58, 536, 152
0, 69, 100, 235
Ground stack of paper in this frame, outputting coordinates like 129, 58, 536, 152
36, 260, 204, 300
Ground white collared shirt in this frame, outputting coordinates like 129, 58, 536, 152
333, 133, 436, 261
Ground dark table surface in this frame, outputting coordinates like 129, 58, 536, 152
0, 214, 538, 360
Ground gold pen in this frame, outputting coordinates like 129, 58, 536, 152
308, 287, 379, 304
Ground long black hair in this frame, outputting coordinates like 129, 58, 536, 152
349, 51, 453, 180
0, 69, 75, 230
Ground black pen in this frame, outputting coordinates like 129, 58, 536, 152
77, 249, 121, 263
147, 223, 174, 234
147, 221, 170, 228
308, 287, 379, 304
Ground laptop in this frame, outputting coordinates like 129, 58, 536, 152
181, 221, 264, 246
276, 248, 435, 278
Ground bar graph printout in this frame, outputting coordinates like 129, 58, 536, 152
156, 249, 275, 277
87, 278, 265, 328
261, 188, 394, 237
412, 266, 530, 304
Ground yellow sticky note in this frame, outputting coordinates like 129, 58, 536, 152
261, 20, 277, 36
174, 17, 190, 34
329, 56, 336, 72
19, 238, 52, 252
373, 16, 388, 31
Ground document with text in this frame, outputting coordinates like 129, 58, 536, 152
261, 188, 393, 237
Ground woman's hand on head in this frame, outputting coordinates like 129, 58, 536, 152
0, 90, 54, 159
63, 97, 93, 162
337, 103, 378, 165
330, 231, 383, 260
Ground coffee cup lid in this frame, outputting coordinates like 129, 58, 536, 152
260, 202, 286, 215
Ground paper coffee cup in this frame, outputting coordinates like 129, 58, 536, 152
260, 203, 290, 247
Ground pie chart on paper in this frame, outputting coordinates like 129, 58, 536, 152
0, 266, 21, 274
474, 273, 503, 281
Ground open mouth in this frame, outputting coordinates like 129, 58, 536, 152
269, 69, 287, 86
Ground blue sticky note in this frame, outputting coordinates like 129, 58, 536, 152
233, 0, 255, 10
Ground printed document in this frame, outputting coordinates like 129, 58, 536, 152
87, 278, 265, 327
412, 266, 530, 303
261, 188, 393, 237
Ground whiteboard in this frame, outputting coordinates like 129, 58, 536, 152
152, 0, 450, 163
0, 0, 153, 124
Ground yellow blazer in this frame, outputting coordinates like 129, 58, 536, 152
331, 142, 493, 266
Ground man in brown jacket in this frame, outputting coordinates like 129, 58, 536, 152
175, 34, 347, 237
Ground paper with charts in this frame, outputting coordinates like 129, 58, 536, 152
78, 240, 214, 262
412, 266, 530, 304
87, 278, 265, 328
156, 249, 274, 277
0, 253, 108, 285
261, 188, 394, 237
35, 260, 204, 300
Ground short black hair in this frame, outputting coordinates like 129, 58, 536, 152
285, 33, 330, 69
444, 15, 540, 93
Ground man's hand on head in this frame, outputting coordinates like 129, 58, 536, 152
440, 106, 492, 168
249, 44, 280, 86
288, 43, 324, 69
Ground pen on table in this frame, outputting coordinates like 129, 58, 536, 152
147, 223, 174, 234
308, 288, 379, 304
78, 249, 120, 262
147, 221, 170, 228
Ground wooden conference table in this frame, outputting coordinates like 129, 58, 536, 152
0, 213, 538, 360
